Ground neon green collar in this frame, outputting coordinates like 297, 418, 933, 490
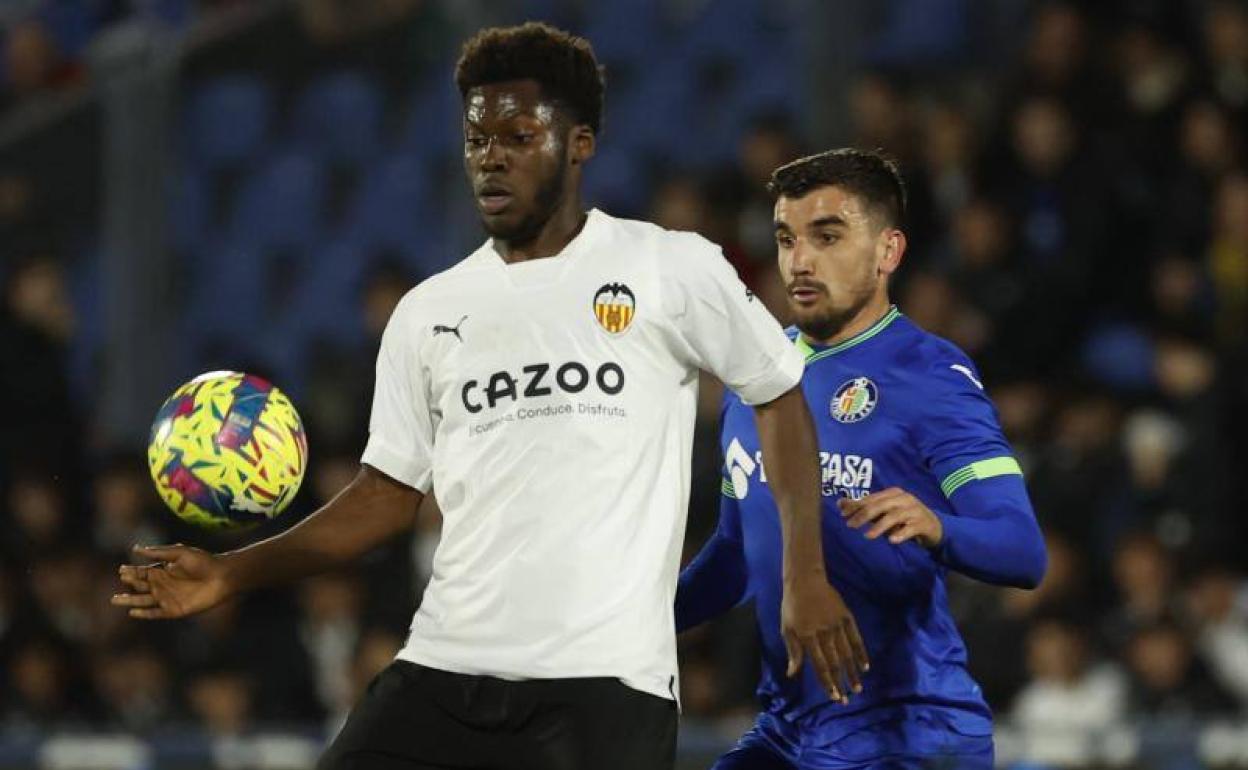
795, 306, 902, 364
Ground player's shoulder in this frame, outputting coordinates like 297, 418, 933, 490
894, 316, 989, 398
597, 210, 722, 266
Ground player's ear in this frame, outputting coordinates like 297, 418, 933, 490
569, 125, 595, 166
877, 228, 906, 277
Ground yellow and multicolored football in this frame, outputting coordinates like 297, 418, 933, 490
147, 371, 307, 530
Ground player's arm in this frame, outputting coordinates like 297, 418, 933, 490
839, 360, 1046, 589
675, 486, 749, 632
755, 386, 869, 701
665, 238, 868, 702
112, 467, 421, 619
115, 291, 436, 618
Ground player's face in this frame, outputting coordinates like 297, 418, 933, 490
463, 80, 577, 244
774, 186, 903, 340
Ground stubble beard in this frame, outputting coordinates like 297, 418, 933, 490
794, 287, 874, 342
481, 154, 569, 247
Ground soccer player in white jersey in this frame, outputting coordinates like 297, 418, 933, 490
112, 23, 868, 769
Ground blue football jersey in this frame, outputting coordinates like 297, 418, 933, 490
714, 306, 1034, 740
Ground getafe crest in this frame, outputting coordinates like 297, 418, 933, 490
593, 283, 636, 335
831, 377, 879, 424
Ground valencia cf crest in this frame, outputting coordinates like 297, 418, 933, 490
593, 282, 636, 335
831, 377, 878, 424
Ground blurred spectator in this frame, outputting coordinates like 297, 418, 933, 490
0, 255, 79, 470
1200, 1, 1248, 113
1103, 532, 1180, 651
90, 451, 166, 561
185, 667, 252, 737
28, 549, 98, 646
1186, 567, 1248, 709
1125, 621, 1236, 720
918, 102, 977, 231
1011, 617, 1127, 765
2, 468, 73, 564
3, 636, 87, 730
0, 19, 83, 114
298, 572, 363, 718
958, 531, 1092, 709
1166, 99, 1241, 253
1027, 392, 1128, 554
89, 644, 173, 732
1208, 172, 1248, 347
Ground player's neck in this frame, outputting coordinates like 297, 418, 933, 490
802, 295, 893, 348
495, 199, 588, 263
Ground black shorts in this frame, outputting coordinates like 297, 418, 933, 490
319, 661, 678, 770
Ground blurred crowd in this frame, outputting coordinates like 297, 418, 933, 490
2, 0, 1248, 765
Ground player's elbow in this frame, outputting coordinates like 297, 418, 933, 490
1013, 531, 1048, 589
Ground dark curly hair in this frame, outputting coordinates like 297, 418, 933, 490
455, 22, 605, 135
767, 148, 907, 229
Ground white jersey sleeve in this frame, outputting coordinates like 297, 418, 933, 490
360, 295, 435, 492
663, 235, 804, 405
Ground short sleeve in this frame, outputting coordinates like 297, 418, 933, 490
664, 238, 803, 405
360, 298, 435, 492
913, 357, 1023, 499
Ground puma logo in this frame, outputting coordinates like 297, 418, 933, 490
950, 364, 983, 390
433, 315, 468, 342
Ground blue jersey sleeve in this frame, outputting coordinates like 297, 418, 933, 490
675, 472, 749, 633
913, 357, 1046, 588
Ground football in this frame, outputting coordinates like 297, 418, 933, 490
147, 371, 308, 530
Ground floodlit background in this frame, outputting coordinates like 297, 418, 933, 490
2, 0, 1248, 768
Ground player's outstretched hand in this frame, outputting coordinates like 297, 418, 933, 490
111, 544, 234, 620
781, 577, 870, 705
838, 488, 943, 548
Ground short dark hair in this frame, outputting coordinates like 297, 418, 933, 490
455, 22, 606, 135
767, 148, 907, 228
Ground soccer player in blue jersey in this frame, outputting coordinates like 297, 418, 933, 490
675, 148, 1048, 769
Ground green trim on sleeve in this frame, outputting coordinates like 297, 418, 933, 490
720, 478, 737, 498
940, 456, 1023, 498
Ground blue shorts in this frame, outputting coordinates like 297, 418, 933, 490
711, 710, 994, 770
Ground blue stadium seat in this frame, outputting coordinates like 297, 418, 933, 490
863, 0, 969, 67
37, 0, 99, 59
291, 71, 385, 167
184, 75, 273, 169
583, 145, 649, 217
343, 152, 434, 251
582, 0, 666, 62
606, 57, 696, 161
228, 153, 327, 250
679, 0, 755, 59
400, 72, 462, 164
181, 241, 268, 362
168, 169, 210, 257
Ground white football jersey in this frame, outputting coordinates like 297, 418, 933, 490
362, 209, 803, 700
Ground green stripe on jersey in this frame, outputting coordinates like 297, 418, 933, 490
940, 456, 1023, 497
798, 306, 902, 365
721, 478, 736, 498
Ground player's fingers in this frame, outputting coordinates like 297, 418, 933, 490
783, 631, 803, 678
845, 498, 903, 529
864, 509, 910, 539
806, 635, 844, 703
846, 619, 871, 674
117, 569, 151, 593
128, 607, 174, 620
888, 521, 918, 545
832, 624, 862, 695
133, 544, 185, 563
111, 592, 158, 608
